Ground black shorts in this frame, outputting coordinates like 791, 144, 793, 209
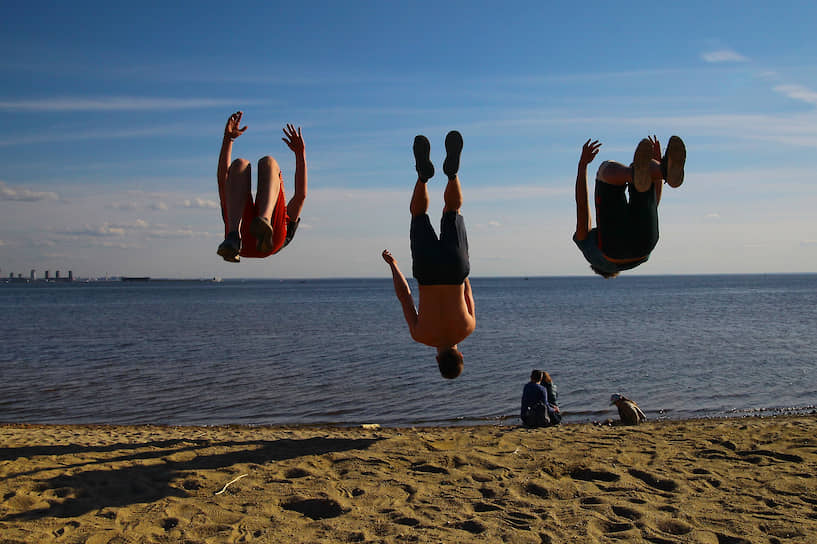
410, 212, 470, 285
595, 178, 659, 259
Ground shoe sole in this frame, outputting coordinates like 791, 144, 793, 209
665, 135, 686, 188
250, 216, 274, 253
217, 244, 240, 263
632, 138, 653, 193
413, 135, 434, 181
443, 130, 463, 178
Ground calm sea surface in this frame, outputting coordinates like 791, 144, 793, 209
1, 275, 815, 427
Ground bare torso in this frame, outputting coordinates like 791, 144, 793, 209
413, 284, 475, 347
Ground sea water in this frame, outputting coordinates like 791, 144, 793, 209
1, 275, 815, 426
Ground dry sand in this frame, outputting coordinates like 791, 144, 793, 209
1, 416, 816, 543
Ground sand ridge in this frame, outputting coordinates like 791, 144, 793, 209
1, 416, 816, 543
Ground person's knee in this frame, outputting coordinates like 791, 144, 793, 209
258, 156, 280, 175
229, 158, 251, 177
595, 160, 614, 181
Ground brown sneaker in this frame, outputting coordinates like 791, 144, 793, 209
250, 216, 274, 253
663, 135, 686, 188
632, 138, 653, 193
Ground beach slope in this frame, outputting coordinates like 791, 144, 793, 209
1, 416, 816, 543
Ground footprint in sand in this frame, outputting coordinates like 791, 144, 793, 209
504, 510, 536, 530
569, 467, 621, 483
453, 519, 486, 534
281, 497, 347, 520
628, 468, 680, 493
611, 504, 643, 520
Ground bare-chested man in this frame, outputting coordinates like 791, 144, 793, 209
382, 131, 475, 379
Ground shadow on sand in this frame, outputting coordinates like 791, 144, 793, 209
2, 435, 381, 521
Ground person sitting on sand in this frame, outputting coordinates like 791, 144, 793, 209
216, 111, 307, 262
382, 131, 475, 379
610, 393, 647, 425
573, 135, 686, 278
521, 370, 555, 427
540, 370, 561, 425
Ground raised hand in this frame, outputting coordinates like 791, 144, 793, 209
382, 249, 396, 266
579, 139, 602, 166
648, 135, 661, 161
282, 124, 305, 156
224, 111, 248, 140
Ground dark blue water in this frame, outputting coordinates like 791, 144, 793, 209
1, 275, 815, 426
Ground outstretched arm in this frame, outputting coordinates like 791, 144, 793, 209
217, 112, 248, 220
382, 250, 418, 337
574, 139, 601, 241
464, 278, 475, 319
283, 124, 307, 221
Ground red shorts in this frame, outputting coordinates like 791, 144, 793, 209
222, 183, 289, 258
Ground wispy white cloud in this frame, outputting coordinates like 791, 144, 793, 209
0, 97, 247, 112
701, 49, 749, 63
0, 181, 59, 202
110, 202, 138, 211
151, 201, 169, 211
183, 198, 219, 209
773, 84, 817, 106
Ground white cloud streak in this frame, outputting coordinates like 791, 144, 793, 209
773, 84, 817, 106
701, 49, 749, 63
0, 181, 59, 202
183, 198, 219, 209
0, 97, 247, 112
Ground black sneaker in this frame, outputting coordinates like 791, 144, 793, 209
443, 130, 463, 179
632, 138, 653, 193
663, 135, 686, 188
217, 231, 241, 263
413, 135, 434, 182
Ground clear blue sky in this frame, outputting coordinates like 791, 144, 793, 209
1, 1, 816, 278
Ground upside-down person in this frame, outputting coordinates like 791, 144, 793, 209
382, 130, 475, 379
216, 111, 307, 263
573, 135, 685, 278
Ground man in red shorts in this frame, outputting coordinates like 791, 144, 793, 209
216, 111, 307, 262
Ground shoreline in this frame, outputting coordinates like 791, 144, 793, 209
2, 405, 815, 430
2, 414, 816, 542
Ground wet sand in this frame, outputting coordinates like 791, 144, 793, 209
1, 416, 816, 543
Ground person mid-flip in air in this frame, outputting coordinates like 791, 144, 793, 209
382, 131, 475, 379
216, 111, 307, 262
573, 135, 686, 278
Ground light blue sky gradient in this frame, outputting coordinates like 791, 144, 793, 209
1, 1, 816, 278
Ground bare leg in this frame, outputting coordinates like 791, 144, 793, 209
226, 159, 251, 232
410, 178, 430, 216
255, 156, 283, 221
443, 175, 463, 213
597, 160, 663, 186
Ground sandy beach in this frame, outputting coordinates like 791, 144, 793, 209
1, 416, 816, 543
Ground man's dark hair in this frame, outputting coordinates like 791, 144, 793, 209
590, 265, 619, 279
437, 348, 464, 379
530, 369, 543, 382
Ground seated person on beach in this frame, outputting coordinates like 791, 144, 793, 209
573, 135, 686, 278
382, 130, 475, 379
216, 111, 307, 262
610, 393, 647, 425
540, 370, 561, 425
521, 370, 557, 427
